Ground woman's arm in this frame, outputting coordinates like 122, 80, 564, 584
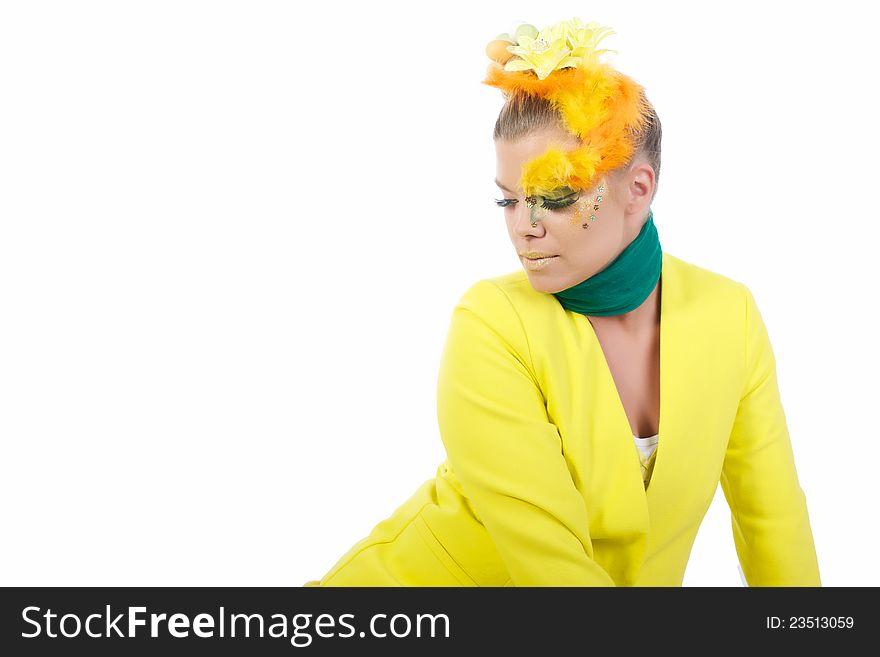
719, 284, 821, 586
436, 279, 616, 586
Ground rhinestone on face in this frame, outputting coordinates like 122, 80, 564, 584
598, 184, 605, 192
590, 214, 597, 221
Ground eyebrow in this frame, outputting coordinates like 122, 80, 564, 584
494, 178, 515, 193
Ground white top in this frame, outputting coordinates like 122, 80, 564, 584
633, 433, 659, 489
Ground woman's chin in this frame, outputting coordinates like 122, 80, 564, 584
523, 272, 567, 294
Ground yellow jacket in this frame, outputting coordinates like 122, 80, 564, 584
305, 252, 821, 586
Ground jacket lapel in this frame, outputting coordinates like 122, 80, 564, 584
576, 251, 683, 584
642, 253, 733, 555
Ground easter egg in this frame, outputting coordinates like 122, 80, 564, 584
495, 32, 515, 43
514, 24, 538, 41
485, 39, 515, 64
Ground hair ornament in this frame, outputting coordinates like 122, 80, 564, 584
483, 18, 652, 199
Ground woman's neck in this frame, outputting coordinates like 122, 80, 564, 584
587, 274, 661, 336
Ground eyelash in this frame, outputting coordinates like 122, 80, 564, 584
494, 194, 578, 211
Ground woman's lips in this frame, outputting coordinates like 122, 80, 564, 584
521, 255, 558, 270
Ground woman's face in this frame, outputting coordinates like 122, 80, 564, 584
494, 127, 646, 294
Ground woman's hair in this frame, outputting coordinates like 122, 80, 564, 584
493, 91, 662, 202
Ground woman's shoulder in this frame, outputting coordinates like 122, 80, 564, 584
662, 252, 761, 317
453, 268, 554, 323
664, 252, 748, 292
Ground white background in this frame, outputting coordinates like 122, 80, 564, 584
1, 0, 877, 586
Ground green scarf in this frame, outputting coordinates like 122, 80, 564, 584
553, 209, 662, 316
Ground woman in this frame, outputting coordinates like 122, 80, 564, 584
304, 18, 820, 587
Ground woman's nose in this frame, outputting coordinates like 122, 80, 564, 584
512, 201, 544, 236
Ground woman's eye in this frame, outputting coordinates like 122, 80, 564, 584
541, 192, 580, 210
493, 192, 578, 210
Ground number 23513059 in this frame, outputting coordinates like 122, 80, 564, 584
766, 616, 854, 629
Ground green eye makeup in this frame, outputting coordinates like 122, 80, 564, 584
493, 182, 606, 230
493, 187, 581, 211
533, 189, 580, 210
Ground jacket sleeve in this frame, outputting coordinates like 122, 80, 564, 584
436, 279, 616, 586
719, 284, 821, 586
